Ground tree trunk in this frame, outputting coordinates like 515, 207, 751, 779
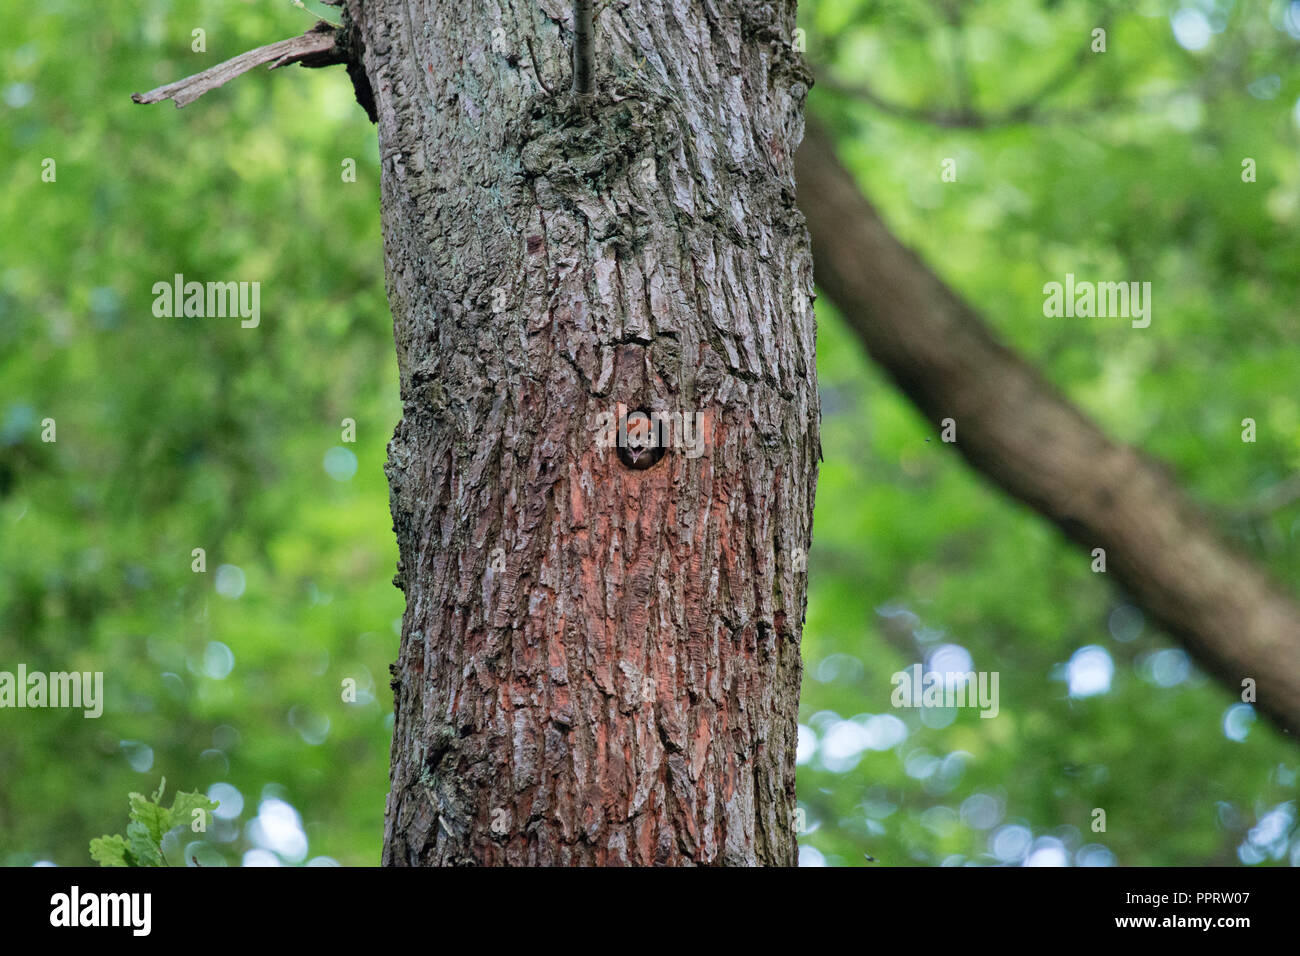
796, 117, 1300, 739
345, 0, 818, 865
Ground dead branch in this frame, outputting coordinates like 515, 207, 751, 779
132, 21, 344, 109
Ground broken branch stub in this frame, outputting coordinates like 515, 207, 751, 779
131, 21, 344, 110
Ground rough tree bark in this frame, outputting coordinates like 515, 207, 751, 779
796, 117, 1300, 739
343, 1, 819, 864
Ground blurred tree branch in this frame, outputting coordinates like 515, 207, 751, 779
1239, 476, 1300, 519
796, 117, 1300, 739
812, 9, 1114, 129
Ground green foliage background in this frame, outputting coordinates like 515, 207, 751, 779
1, 0, 1297, 866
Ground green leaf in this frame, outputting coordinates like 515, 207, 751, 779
88, 835, 131, 867
170, 791, 220, 833
125, 820, 164, 867
127, 791, 172, 845
91, 779, 217, 866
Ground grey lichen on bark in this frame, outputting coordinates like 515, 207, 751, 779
347, 0, 819, 865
